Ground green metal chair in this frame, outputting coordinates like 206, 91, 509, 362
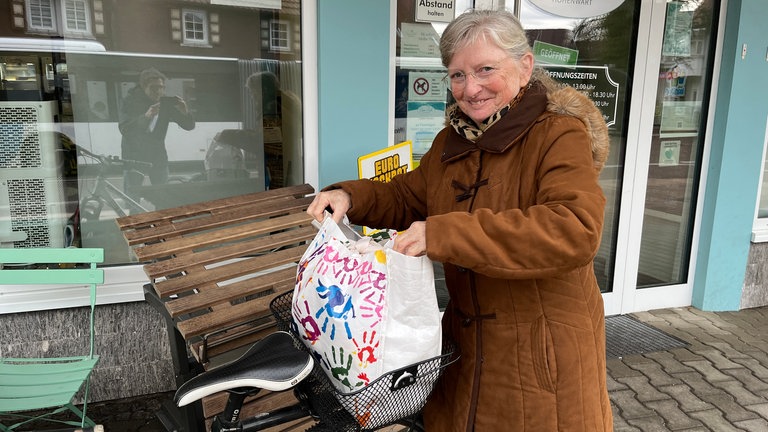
0, 248, 104, 431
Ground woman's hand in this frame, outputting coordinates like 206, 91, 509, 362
307, 189, 352, 223
393, 221, 426, 257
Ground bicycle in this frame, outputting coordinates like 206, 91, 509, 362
173, 291, 458, 432
76, 147, 152, 224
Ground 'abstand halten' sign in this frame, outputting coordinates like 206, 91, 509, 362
415, 0, 455, 23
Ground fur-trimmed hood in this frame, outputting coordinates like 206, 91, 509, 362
546, 85, 610, 171
441, 80, 610, 172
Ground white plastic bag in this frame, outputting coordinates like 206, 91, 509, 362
292, 216, 442, 394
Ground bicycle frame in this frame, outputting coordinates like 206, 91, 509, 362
82, 172, 147, 219
210, 388, 310, 432
211, 385, 424, 432
77, 148, 149, 223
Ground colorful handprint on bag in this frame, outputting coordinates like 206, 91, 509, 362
294, 299, 321, 343
315, 281, 355, 340
353, 330, 380, 366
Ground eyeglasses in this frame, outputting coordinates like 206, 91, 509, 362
443, 59, 508, 89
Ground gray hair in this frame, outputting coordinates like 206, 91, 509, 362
440, 9, 557, 89
440, 9, 530, 67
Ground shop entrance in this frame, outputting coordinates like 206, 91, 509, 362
609, 0, 720, 314
393, 0, 721, 314
519, 0, 720, 314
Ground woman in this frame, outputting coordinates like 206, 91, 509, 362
307, 9, 613, 431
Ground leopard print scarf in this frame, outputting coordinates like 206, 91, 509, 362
448, 83, 529, 142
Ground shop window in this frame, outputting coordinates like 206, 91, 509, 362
269, 19, 290, 52
1, 1, 304, 278
182, 9, 209, 45
27, 0, 92, 36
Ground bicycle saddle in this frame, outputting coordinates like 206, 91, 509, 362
175, 331, 314, 407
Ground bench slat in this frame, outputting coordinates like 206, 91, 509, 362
122, 196, 314, 246
116, 184, 314, 230
143, 226, 315, 279
164, 267, 296, 316
115, 185, 317, 427
152, 244, 306, 298
133, 212, 313, 261
202, 389, 308, 425
176, 289, 282, 339
190, 321, 277, 363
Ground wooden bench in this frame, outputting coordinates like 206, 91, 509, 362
115, 184, 317, 432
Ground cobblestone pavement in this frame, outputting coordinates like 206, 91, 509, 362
610, 306, 768, 431
6, 306, 768, 431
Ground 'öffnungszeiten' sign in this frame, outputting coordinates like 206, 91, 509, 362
545, 65, 620, 127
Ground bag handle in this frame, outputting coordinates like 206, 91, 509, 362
312, 212, 362, 242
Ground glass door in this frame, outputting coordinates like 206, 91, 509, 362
627, 0, 720, 311
393, 0, 641, 308
518, 0, 720, 314
518, 0, 639, 297
392, 0, 721, 314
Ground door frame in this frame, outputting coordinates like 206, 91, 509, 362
602, 0, 728, 315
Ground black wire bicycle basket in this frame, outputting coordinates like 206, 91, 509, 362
270, 290, 459, 432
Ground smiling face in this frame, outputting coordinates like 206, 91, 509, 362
447, 38, 534, 124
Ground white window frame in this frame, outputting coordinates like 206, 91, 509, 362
182, 9, 210, 46
61, 0, 92, 36
269, 19, 290, 52
752, 115, 768, 242
27, 0, 57, 32
26, 0, 92, 37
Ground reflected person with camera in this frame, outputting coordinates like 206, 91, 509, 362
118, 67, 195, 199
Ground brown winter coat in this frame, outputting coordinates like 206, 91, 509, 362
331, 81, 613, 431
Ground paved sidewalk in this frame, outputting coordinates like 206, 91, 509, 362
9, 306, 768, 431
610, 306, 768, 431
97, 304, 768, 431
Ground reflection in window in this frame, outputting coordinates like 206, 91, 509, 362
65, 0, 90, 33
183, 10, 208, 44
1, 2, 303, 265
27, 0, 92, 35
28, 0, 56, 30
270, 20, 290, 51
